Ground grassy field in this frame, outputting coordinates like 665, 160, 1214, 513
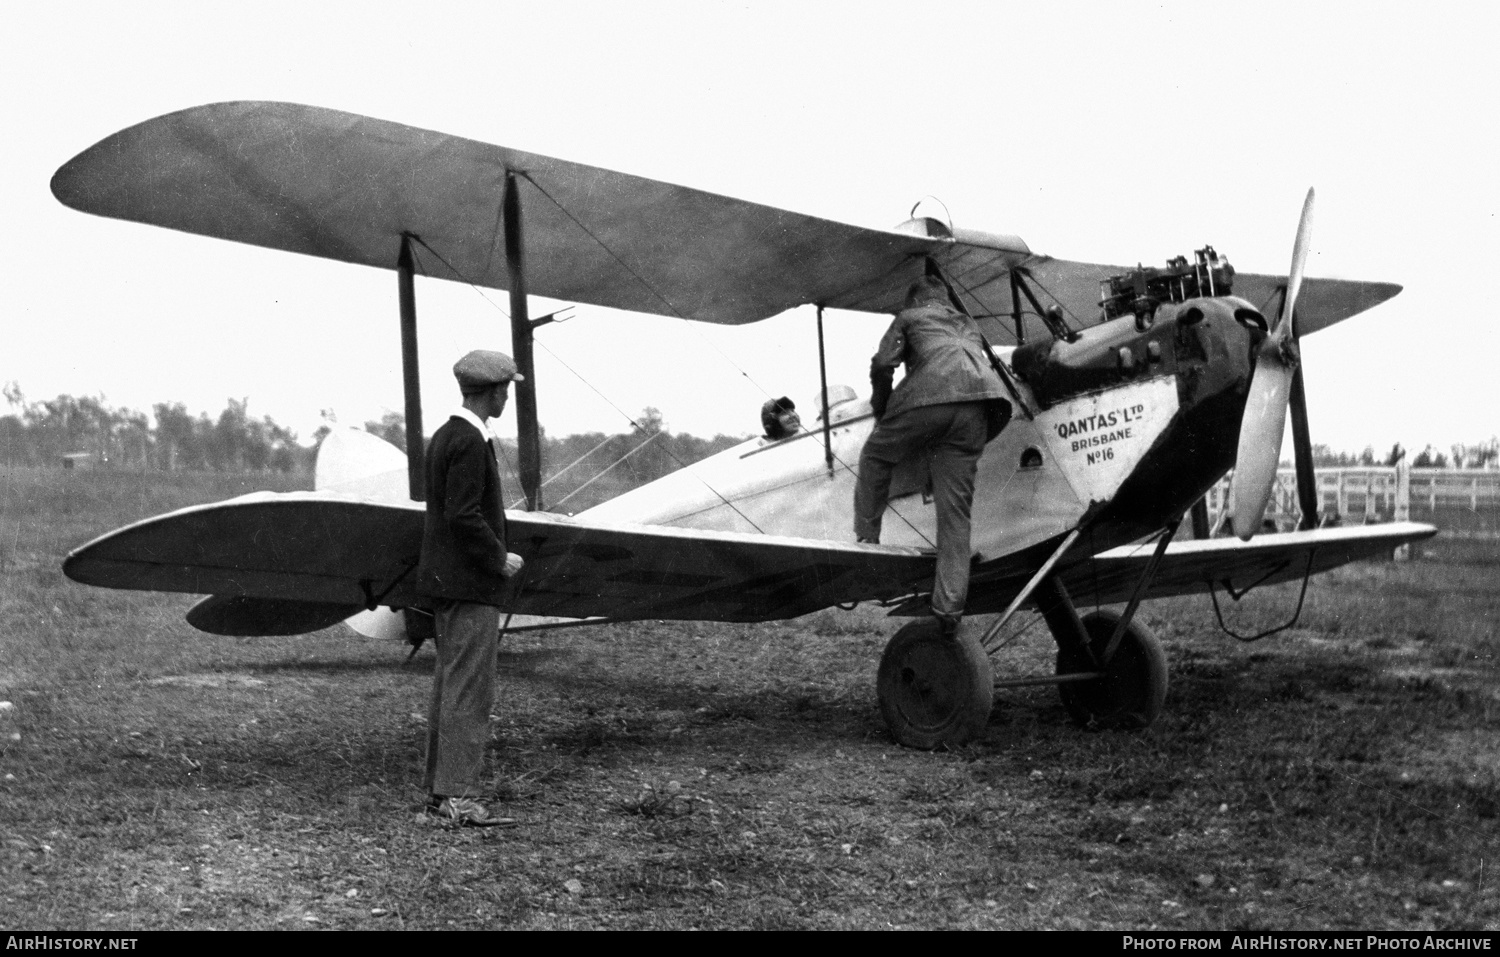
1, 467, 1497, 930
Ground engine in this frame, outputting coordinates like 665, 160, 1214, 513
1100, 246, 1235, 327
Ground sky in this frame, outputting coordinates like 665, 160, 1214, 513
4, 1, 1498, 458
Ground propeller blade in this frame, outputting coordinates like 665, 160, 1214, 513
1227, 187, 1316, 541
1230, 356, 1294, 539
1285, 187, 1318, 529
1282, 187, 1316, 338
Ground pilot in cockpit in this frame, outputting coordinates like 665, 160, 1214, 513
760, 396, 802, 441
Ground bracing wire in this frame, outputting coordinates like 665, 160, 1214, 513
489, 438, 526, 509
500, 426, 661, 510
1010, 269, 1086, 337
515, 172, 775, 402
811, 424, 934, 547
406, 234, 657, 435
946, 266, 1083, 342
521, 332, 765, 530
536, 430, 628, 490
552, 429, 665, 509
405, 233, 766, 533
513, 172, 941, 552
409, 186, 939, 547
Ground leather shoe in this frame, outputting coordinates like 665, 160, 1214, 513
428, 795, 517, 828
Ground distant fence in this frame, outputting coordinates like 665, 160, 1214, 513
1204, 466, 1500, 541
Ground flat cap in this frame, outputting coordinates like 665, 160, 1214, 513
453, 350, 524, 391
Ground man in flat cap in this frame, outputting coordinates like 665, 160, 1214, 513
854, 274, 1011, 634
413, 349, 526, 827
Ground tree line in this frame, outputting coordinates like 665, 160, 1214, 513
0, 387, 747, 497
1411, 439, 1499, 469
1, 384, 308, 472
356, 405, 746, 511
4, 384, 1492, 485
1309, 440, 1499, 470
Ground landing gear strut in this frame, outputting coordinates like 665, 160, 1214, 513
1036, 576, 1168, 730
1056, 609, 1167, 729
874, 551, 1172, 747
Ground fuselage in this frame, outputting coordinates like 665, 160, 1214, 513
579, 297, 1264, 562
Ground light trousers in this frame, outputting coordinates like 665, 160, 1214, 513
423, 599, 501, 798
854, 402, 988, 618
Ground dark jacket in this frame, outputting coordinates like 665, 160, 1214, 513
414, 415, 509, 605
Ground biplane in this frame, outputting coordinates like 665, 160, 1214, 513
52, 102, 1436, 749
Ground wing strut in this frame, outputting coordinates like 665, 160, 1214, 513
1010, 267, 1078, 342
397, 235, 425, 502
1008, 270, 1027, 344
815, 304, 834, 475
1288, 350, 1320, 530
504, 172, 544, 510
1190, 497, 1212, 538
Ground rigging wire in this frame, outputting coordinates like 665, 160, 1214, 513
515, 172, 776, 404
405, 232, 766, 533
407, 234, 660, 434
1012, 269, 1086, 337
501, 426, 664, 511
947, 265, 1083, 342
552, 429, 665, 510
484, 382, 658, 512
748, 420, 932, 548
513, 173, 943, 555
516, 173, 930, 547
535, 429, 629, 490
983, 607, 1049, 656
489, 437, 525, 508
521, 332, 764, 530
407, 189, 936, 547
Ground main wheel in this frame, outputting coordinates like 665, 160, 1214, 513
1056, 610, 1167, 730
877, 619, 993, 749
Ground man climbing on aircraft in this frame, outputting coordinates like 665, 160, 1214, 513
414, 350, 526, 827
854, 274, 1011, 633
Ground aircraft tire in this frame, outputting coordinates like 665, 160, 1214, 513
1056, 610, 1168, 730
877, 618, 993, 750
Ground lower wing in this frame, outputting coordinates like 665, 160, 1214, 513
63, 492, 936, 634
952, 522, 1438, 616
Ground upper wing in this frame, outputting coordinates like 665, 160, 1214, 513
52, 102, 1395, 341
948, 522, 1438, 616
62, 492, 936, 633
50, 101, 1001, 326
996, 257, 1402, 342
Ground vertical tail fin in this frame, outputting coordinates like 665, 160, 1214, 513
316, 428, 414, 640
